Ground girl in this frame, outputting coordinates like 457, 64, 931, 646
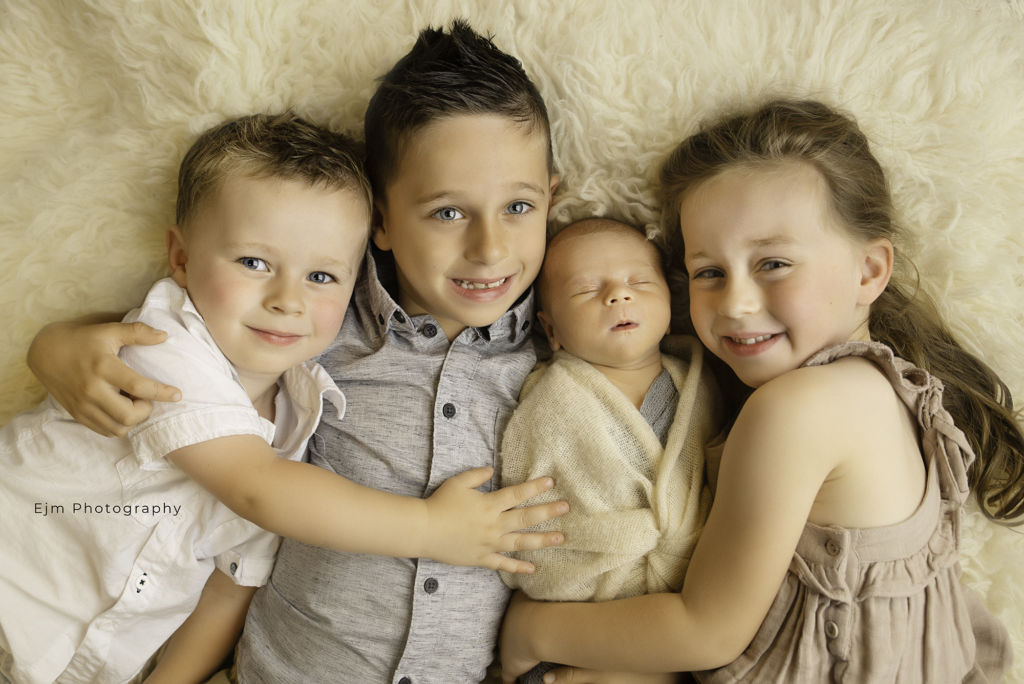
499, 99, 1023, 683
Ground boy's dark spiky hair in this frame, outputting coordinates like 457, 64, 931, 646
364, 18, 552, 197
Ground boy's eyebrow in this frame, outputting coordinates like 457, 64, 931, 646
414, 181, 548, 205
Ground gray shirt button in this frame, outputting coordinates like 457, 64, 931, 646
424, 577, 439, 593
423, 323, 438, 338
442, 403, 456, 419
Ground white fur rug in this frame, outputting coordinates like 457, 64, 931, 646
2, 1, 1022, 678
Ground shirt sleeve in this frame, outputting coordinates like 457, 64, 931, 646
121, 281, 274, 469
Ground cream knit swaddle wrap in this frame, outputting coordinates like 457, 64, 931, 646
500, 336, 720, 602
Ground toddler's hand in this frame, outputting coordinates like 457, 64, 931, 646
28, 319, 181, 437
539, 669, 687, 683
423, 467, 568, 573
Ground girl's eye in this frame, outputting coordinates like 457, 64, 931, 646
506, 201, 532, 215
238, 257, 269, 272
308, 271, 336, 285
760, 259, 789, 272
433, 206, 464, 222
690, 267, 723, 280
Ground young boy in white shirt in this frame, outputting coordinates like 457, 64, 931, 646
0, 111, 563, 684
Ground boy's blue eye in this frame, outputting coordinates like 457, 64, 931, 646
433, 206, 464, 221
506, 201, 532, 215
239, 257, 269, 271
308, 271, 336, 285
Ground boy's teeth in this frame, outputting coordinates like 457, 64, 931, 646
455, 277, 507, 290
733, 334, 773, 345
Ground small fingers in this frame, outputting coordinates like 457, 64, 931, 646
504, 499, 569, 531
488, 553, 537, 575
117, 321, 169, 347
445, 466, 495, 490
493, 475, 556, 509
110, 363, 181, 404
505, 530, 566, 553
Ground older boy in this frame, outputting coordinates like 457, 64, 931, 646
28, 21, 562, 683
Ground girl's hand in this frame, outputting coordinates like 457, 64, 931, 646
423, 468, 568, 573
28, 319, 181, 437
500, 591, 543, 682
540, 669, 688, 683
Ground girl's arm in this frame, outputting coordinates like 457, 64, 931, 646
28, 318, 180, 436
168, 435, 567, 573
143, 568, 255, 684
500, 369, 844, 678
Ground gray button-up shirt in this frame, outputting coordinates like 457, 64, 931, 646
236, 249, 539, 683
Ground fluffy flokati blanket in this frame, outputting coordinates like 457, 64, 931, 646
501, 338, 717, 602
1, 1, 1022, 679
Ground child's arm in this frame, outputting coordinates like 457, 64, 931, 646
169, 435, 566, 573
499, 369, 843, 678
27, 317, 180, 436
143, 568, 255, 684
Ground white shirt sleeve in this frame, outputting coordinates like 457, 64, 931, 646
120, 279, 274, 469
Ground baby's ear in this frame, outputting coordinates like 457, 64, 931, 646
535, 310, 561, 352
166, 225, 189, 288
858, 237, 894, 306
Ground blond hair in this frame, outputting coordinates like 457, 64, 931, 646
176, 111, 371, 230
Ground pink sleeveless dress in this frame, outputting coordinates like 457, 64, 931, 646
695, 341, 1011, 683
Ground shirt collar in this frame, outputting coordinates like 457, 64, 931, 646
356, 247, 537, 348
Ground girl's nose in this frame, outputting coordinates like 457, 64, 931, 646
718, 277, 759, 318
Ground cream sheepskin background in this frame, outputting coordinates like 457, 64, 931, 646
1, 0, 1022, 678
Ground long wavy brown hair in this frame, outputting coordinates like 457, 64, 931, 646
660, 99, 1024, 524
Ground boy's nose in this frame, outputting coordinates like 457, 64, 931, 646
266, 279, 305, 315
464, 217, 509, 265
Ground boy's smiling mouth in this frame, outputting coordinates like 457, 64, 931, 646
452, 276, 510, 290
449, 274, 516, 302
248, 326, 304, 345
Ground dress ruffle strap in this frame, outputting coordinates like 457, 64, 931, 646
804, 341, 974, 505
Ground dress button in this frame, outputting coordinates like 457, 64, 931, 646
424, 577, 439, 594
825, 539, 841, 556
229, 562, 238, 575
521, 321, 530, 331
377, 313, 385, 325
399, 678, 412, 684
442, 403, 456, 419
824, 620, 840, 639
394, 311, 406, 324
423, 323, 438, 338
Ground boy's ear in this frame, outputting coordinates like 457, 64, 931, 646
857, 237, 894, 306
371, 202, 392, 252
167, 225, 189, 288
535, 310, 561, 352
545, 175, 561, 217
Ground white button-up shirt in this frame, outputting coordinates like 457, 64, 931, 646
0, 279, 345, 684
